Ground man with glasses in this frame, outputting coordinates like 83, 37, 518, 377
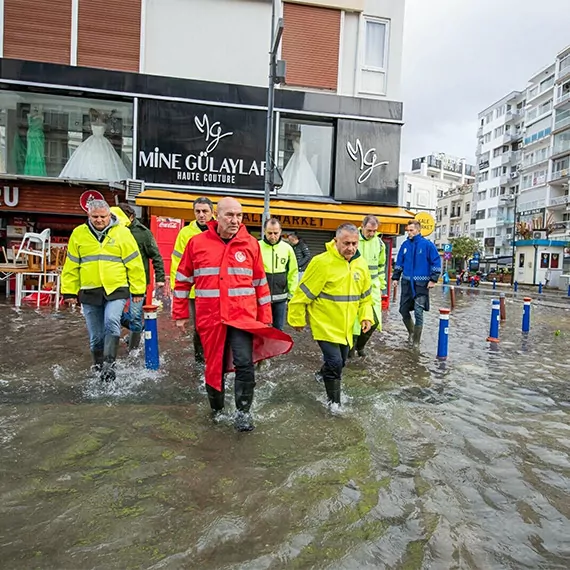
62, 200, 147, 381
392, 221, 441, 348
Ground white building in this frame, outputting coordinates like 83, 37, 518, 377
141, 0, 405, 102
434, 184, 474, 251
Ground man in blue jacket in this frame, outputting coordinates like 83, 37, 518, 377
392, 220, 441, 348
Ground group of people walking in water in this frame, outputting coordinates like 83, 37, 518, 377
61, 195, 441, 432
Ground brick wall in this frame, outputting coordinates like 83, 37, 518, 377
282, 2, 340, 91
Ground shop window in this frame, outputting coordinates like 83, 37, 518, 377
0, 90, 133, 182
277, 118, 334, 198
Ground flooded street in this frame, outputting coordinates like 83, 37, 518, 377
1, 291, 569, 570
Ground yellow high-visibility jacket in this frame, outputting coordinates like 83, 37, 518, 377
61, 219, 147, 298
259, 238, 298, 302
170, 221, 204, 299
110, 206, 131, 227
288, 240, 374, 347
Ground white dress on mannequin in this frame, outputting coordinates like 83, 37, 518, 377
281, 138, 323, 196
59, 124, 130, 181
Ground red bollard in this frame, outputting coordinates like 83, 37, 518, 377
392, 282, 397, 302
450, 286, 456, 310
499, 292, 506, 322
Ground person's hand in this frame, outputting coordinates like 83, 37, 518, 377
132, 295, 144, 303
361, 320, 372, 334
156, 282, 165, 289
175, 319, 189, 331
427, 281, 436, 289
392, 280, 398, 289
293, 326, 305, 332
65, 298, 77, 307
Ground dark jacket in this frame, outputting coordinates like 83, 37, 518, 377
292, 239, 311, 271
129, 219, 166, 285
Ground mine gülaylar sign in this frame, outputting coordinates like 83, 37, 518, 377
137, 100, 266, 191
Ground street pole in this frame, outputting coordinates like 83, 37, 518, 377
262, 0, 284, 232
510, 192, 518, 286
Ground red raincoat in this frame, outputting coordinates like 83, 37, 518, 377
172, 222, 293, 391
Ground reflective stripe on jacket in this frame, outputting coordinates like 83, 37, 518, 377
170, 221, 203, 299
61, 222, 147, 297
259, 238, 298, 302
172, 222, 293, 391
288, 240, 374, 347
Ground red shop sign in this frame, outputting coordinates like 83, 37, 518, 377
79, 190, 105, 212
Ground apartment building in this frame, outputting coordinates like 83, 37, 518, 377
434, 184, 474, 250
473, 91, 525, 258
0, 0, 410, 263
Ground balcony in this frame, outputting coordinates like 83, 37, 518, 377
558, 62, 570, 83
477, 126, 483, 137
555, 90, 570, 108
499, 174, 510, 185
553, 139, 570, 157
549, 194, 570, 207
450, 210, 462, 219
553, 115, 570, 133
496, 216, 515, 226
549, 169, 570, 184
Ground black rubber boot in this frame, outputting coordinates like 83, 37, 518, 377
412, 325, 423, 349
91, 350, 104, 372
323, 379, 341, 405
128, 331, 142, 351
403, 317, 415, 344
100, 335, 119, 382
194, 332, 205, 364
206, 383, 225, 413
234, 380, 255, 432
348, 344, 356, 359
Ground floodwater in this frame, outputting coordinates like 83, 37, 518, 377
1, 289, 569, 570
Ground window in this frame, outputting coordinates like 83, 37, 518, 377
278, 117, 334, 197
488, 207, 498, 218
495, 105, 506, 118
485, 112, 493, 124
484, 133, 492, 144
465, 202, 470, 212
361, 18, 389, 95
494, 126, 505, 138
0, 90, 133, 179
493, 148, 502, 158
492, 167, 502, 178
442, 225, 447, 235
443, 206, 448, 215
476, 230, 484, 238
486, 227, 496, 237
475, 210, 486, 220
478, 171, 489, 182
464, 222, 469, 233
407, 183, 412, 194
477, 190, 487, 201
490, 187, 499, 198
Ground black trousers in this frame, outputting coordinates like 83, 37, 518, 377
189, 298, 204, 362
317, 340, 349, 404
206, 326, 255, 413
354, 307, 380, 352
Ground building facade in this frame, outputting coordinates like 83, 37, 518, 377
0, 0, 410, 267
434, 184, 474, 251
473, 44, 570, 283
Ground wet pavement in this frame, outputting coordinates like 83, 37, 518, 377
0, 291, 569, 570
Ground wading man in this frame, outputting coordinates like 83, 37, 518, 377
173, 197, 293, 431
61, 200, 147, 381
392, 220, 441, 348
288, 223, 373, 406
170, 197, 214, 364
259, 218, 298, 330
349, 214, 387, 358
113, 203, 165, 351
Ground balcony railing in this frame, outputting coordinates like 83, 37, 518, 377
553, 139, 570, 155
550, 169, 570, 182
555, 91, 570, 106
549, 194, 570, 206
554, 115, 570, 132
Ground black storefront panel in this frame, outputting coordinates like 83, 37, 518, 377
334, 119, 401, 206
137, 99, 266, 191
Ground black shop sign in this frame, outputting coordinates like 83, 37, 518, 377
137, 100, 266, 191
334, 119, 401, 206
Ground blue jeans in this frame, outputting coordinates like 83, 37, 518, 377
121, 296, 145, 333
271, 301, 287, 331
83, 299, 128, 352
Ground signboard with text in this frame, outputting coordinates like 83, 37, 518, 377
137, 100, 267, 191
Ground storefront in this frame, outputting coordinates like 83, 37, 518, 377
514, 239, 567, 287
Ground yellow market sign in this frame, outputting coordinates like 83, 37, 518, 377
415, 212, 435, 237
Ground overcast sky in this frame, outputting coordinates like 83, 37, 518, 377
400, 0, 570, 171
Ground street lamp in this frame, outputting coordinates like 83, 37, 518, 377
262, 0, 286, 231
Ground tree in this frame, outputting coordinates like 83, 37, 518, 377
449, 236, 480, 266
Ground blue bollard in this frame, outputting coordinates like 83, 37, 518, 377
456, 276, 461, 286
143, 305, 160, 370
487, 299, 500, 343
437, 308, 450, 360
522, 297, 532, 334
538, 282, 543, 294
568, 284, 570, 297
470, 277, 475, 288
514, 281, 519, 293
493, 278, 497, 290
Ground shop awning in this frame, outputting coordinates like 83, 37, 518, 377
136, 189, 414, 235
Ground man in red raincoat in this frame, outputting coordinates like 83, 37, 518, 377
173, 197, 293, 431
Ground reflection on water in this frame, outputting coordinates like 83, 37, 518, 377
0, 294, 569, 569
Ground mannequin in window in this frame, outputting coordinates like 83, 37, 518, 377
280, 132, 323, 197
24, 104, 47, 177
59, 108, 130, 181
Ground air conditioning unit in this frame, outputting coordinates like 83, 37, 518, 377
532, 230, 546, 240
126, 179, 145, 202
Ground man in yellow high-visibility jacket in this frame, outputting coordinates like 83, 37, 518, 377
170, 197, 214, 363
288, 223, 374, 406
61, 200, 146, 382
